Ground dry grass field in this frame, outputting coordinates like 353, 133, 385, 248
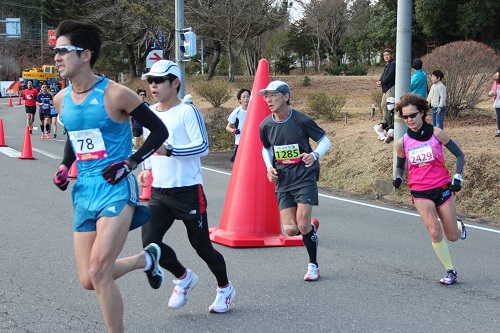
127, 72, 500, 224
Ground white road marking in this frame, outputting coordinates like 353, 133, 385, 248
0, 147, 21, 157
202, 166, 500, 235
32, 148, 61, 159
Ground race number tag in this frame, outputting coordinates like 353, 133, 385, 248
69, 128, 108, 161
274, 143, 301, 164
409, 146, 434, 165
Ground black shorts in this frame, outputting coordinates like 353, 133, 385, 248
411, 184, 452, 208
276, 184, 319, 210
25, 106, 36, 115
149, 184, 207, 220
39, 111, 50, 121
132, 127, 143, 137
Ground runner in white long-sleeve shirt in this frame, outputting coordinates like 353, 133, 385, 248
138, 60, 235, 313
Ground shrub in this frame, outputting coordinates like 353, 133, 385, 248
302, 76, 311, 86
306, 91, 346, 121
324, 65, 342, 76
421, 41, 500, 119
345, 64, 368, 76
204, 108, 234, 151
193, 80, 232, 107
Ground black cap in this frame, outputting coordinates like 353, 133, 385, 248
412, 58, 423, 70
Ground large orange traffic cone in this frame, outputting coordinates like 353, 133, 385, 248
209, 59, 303, 247
0, 118, 7, 147
8, 96, 13, 107
17, 95, 22, 105
18, 126, 37, 160
139, 173, 153, 202
68, 161, 78, 179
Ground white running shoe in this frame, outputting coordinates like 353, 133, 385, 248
304, 263, 320, 281
168, 269, 199, 309
209, 281, 235, 313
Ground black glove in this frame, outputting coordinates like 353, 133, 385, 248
234, 129, 241, 135
449, 174, 462, 192
53, 165, 69, 191
102, 159, 137, 185
393, 176, 403, 189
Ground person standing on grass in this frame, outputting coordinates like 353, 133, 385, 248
259, 80, 331, 282
488, 67, 500, 137
393, 93, 466, 286
376, 48, 396, 120
427, 70, 447, 130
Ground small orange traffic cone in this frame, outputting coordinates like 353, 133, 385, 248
17, 95, 22, 105
0, 118, 7, 147
139, 173, 153, 202
8, 96, 13, 107
18, 126, 37, 160
68, 161, 78, 179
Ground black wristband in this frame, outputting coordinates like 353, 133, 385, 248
61, 137, 76, 169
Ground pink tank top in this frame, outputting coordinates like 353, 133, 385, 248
403, 133, 450, 191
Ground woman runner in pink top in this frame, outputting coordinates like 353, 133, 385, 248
393, 93, 466, 286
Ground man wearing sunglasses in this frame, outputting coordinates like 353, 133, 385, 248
51, 20, 168, 333
138, 60, 235, 314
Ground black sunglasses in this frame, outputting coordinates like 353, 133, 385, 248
401, 112, 420, 120
53, 45, 84, 55
147, 76, 169, 85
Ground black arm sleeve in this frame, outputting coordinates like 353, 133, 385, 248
444, 139, 464, 174
128, 103, 169, 164
61, 137, 76, 169
395, 155, 406, 178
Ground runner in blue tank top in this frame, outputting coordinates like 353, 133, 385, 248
51, 20, 168, 333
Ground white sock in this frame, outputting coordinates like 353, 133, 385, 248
142, 251, 152, 271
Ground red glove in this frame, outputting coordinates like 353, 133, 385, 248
53, 165, 69, 191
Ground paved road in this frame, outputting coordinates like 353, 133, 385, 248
1, 103, 500, 332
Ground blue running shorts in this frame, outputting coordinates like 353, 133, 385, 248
71, 173, 150, 232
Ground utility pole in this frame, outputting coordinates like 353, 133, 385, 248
201, 39, 204, 75
393, 0, 412, 177
40, 16, 44, 64
175, 0, 185, 98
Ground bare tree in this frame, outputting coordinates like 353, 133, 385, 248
186, 0, 285, 81
296, 0, 349, 72
84, 0, 175, 77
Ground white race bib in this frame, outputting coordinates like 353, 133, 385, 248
69, 128, 108, 161
409, 146, 434, 165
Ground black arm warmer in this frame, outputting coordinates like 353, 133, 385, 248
444, 139, 464, 174
395, 155, 406, 178
129, 103, 169, 164
61, 137, 76, 169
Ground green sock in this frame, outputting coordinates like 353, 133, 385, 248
432, 239, 454, 271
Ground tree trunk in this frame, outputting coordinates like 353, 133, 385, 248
206, 40, 222, 81
126, 44, 138, 78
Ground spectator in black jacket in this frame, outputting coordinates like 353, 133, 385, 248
376, 48, 396, 120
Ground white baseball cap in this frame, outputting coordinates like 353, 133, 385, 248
258, 80, 291, 96
141, 60, 180, 80
386, 97, 396, 104
183, 94, 193, 103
